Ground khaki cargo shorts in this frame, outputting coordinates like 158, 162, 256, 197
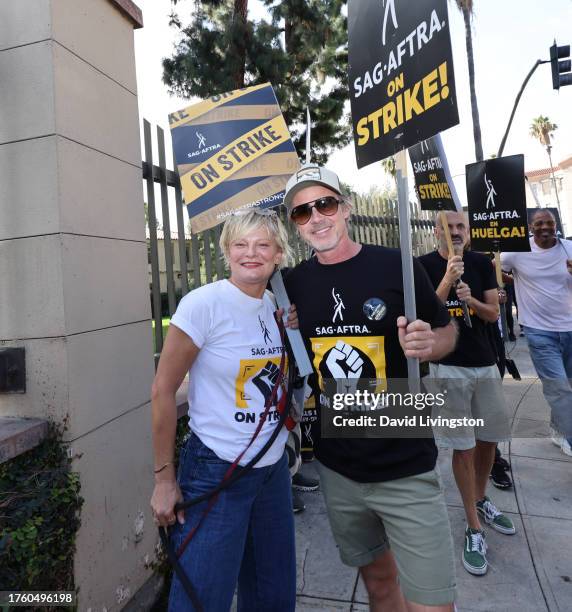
428, 363, 511, 450
316, 462, 456, 607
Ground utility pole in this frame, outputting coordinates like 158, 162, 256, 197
498, 41, 572, 159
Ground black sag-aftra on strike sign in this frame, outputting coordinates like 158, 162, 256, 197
409, 134, 461, 211
466, 155, 531, 252
348, 0, 459, 168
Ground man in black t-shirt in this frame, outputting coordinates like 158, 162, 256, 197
419, 211, 515, 578
283, 164, 458, 612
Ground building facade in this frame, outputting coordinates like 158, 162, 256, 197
526, 155, 572, 237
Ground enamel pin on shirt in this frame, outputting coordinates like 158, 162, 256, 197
363, 297, 388, 321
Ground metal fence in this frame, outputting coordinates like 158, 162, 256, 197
142, 119, 437, 357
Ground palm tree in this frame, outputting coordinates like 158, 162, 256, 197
381, 156, 396, 185
376, 157, 397, 214
530, 116, 561, 208
453, 0, 483, 162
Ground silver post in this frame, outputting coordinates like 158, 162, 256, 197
306, 108, 311, 164
395, 150, 420, 391
270, 270, 314, 377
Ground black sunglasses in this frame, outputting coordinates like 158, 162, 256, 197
289, 196, 342, 226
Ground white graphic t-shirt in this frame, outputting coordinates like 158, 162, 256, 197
170, 279, 288, 467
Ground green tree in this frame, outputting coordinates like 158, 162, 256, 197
362, 182, 396, 202
340, 181, 358, 196
452, 0, 484, 161
530, 115, 561, 208
164, 0, 350, 164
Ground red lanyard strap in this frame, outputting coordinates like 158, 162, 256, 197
159, 326, 296, 611
176, 317, 287, 559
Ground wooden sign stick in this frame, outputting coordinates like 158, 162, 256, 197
439, 210, 455, 258
439, 210, 472, 328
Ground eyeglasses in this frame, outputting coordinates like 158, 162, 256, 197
232, 207, 277, 218
289, 196, 342, 226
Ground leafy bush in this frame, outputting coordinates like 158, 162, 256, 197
0, 421, 83, 606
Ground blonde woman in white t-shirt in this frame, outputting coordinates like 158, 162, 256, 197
150, 209, 296, 612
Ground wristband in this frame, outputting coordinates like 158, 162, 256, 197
154, 461, 174, 474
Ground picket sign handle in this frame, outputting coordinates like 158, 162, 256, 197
269, 270, 314, 377
494, 250, 510, 342
439, 210, 455, 258
494, 251, 504, 288
395, 150, 420, 393
439, 209, 472, 328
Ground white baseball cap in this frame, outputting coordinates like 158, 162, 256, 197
283, 163, 342, 209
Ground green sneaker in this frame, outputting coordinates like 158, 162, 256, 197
477, 496, 516, 535
463, 527, 488, 575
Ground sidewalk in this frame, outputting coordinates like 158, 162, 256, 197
292, 336, 572, 611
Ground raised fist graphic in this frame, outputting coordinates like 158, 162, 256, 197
325, 341, 364, 394
251, 361, 281, 404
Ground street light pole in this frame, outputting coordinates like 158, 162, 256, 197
497, 59, 550, 158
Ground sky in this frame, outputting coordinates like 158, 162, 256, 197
134, 0, 572, 211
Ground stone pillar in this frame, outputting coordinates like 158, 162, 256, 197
0, 1, 158, 609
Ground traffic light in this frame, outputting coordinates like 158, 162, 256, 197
550, 42, 572, 90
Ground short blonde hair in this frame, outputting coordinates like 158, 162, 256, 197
219, 208, 293, 268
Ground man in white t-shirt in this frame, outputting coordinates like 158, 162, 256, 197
501, 209, 572, 456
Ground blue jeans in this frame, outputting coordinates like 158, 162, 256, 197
523, 327, 572, 441
168, 433, 296, 612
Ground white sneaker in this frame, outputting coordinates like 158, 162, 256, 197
550, 428, 563, 447
561, 439, 572, 457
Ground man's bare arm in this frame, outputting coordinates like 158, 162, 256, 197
428, 320, 458, 362
458, 286, 499, 323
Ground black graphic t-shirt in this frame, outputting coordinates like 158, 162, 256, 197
418, 250, 497, 367
285, 245, 451, 483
